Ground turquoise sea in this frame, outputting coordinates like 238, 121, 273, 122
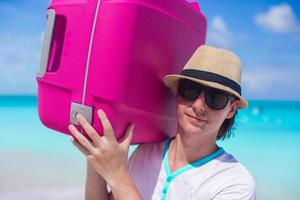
1, 96, 300, 200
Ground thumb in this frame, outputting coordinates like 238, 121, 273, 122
121, 123, 135, 150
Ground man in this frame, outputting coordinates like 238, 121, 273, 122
69, 45, 256, 200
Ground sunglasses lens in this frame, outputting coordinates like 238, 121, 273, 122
182, 88, 200, 101
178, 81, 201, 101
178, 79, 230, 110
205, 89, 229, 110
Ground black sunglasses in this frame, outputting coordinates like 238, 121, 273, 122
177, 79, 237, 110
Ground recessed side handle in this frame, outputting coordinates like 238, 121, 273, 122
37, 9, 56, 78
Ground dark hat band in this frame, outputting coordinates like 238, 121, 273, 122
180, 69, 241, 95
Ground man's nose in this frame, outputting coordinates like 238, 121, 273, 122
192, 92, 206, 112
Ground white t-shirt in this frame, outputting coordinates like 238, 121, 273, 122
128, 139, 256, 200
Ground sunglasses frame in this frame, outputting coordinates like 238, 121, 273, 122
177, 79, 237, 110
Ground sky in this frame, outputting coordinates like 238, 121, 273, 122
0, 0, 299, 100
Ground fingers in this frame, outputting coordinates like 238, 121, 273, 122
68, 124, 95, 154
76, 114, 101, 145
71, 109, 132, 156
97, 109, 116, 142
121, 123, 134, 149
71, 136, 90, 156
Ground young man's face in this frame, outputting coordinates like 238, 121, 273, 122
175, 88, 239, 140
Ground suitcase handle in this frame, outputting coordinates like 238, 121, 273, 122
37, 9, 55, 78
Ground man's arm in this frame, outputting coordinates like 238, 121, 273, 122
107, 166, 142, 200
85, 160, 141, 200
85, 161, 110, 200
70, 110, 143, 200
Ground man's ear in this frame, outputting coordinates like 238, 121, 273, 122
226, 100, 240, 119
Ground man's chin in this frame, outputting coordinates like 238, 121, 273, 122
181, 124, 205, 135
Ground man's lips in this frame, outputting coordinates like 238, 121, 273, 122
186, 114, 207, 122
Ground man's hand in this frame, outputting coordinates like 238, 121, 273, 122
68, 109, 134, 186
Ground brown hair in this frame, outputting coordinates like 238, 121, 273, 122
217, 110, 238, 140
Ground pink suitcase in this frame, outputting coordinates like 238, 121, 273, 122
36, 0, 206, 144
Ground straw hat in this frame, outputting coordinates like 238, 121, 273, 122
163, 45, 248, 108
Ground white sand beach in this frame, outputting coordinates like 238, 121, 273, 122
0, 150, 85, 200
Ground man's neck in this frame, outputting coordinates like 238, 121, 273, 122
168, 130, 219, 172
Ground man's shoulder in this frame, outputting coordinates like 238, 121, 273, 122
213, 151, 256, 186
128, 139, 166, 166
132, 139, 166, 156
127, 140, 167, 178
194, 151, 256, 199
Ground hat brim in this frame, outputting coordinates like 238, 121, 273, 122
163, 74, 248, 109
